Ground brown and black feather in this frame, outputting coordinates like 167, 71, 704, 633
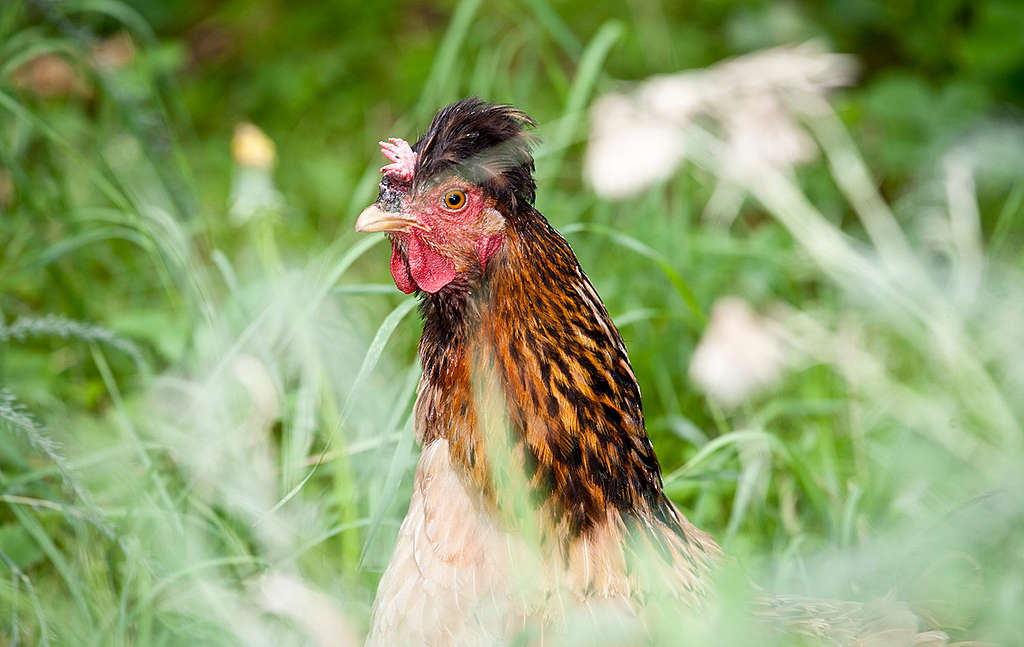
411, 97, 538, 211
411, 98, 690, 545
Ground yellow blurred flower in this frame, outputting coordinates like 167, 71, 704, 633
229, 122, 282, 223
232, 122, 276, 169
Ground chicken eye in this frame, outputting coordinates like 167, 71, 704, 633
442, 190, 467, 211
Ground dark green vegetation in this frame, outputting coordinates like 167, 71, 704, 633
2, 0, 1023, 644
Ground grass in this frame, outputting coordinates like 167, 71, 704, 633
2, 0, 1024, 644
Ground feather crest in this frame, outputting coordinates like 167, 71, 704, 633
412, 97, 538, 210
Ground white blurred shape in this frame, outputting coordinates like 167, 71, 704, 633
585, 43, 856, 199
720, 93, 816, 182
584, 93, 686, 199
231, 353, 281, 433
258, 572, 360, 647
689, 297, 787, 407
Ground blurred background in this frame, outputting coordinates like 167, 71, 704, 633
2, 0, 1023, 644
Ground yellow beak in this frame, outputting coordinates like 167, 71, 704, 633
354, 204, 430, 233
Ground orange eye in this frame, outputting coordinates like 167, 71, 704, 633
442, 189, 467, 211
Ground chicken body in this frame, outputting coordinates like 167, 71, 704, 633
356, 98, 948, 647
365, 203, 719, 645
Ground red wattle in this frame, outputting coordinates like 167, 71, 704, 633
390, 244, 416, 294
406, 235, 457, 294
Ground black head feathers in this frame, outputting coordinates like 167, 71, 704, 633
413, 98, 538, 209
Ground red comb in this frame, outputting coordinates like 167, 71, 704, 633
378, 137, 416, 182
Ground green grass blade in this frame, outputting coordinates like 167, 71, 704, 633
8, 506, 90, 620
563, 221, 705, 324
522, 0, 583, 57
539, 20, 622, 180
359, 364, 420, 569
341, 296, 419, 420
415, 0, 482, 118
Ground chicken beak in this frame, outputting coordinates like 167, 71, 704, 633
354, 204, 430, 234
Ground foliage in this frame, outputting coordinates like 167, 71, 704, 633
1, 0, 1022, 644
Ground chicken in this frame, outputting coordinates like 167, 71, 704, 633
354, 98, 949, 646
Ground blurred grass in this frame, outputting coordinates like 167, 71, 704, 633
1, 0, 1024, 644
